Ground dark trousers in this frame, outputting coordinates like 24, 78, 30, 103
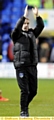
16, 66, 38, 112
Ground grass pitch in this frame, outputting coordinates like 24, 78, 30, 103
0, 78, 54, 116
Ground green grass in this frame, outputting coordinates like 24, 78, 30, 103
0, 78, 54, 116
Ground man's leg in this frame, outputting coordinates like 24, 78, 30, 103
16, 68, 29, 116
27, 66, 38, 106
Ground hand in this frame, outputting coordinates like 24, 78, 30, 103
32, 6, 38, 17
24, 5, 28, 18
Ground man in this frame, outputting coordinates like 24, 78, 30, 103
11, 5, 44, 117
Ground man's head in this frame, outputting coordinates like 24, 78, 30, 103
22, 18, 29, 31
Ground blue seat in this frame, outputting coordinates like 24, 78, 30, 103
2, 2, 12, 23
2, 34, 10, 42
2, 42, 10, 62
0, 27, 2, 35
2, 16, 10, 24
13, 0, 21, 6
2, 23, 11, 35
11, 14, 20, 22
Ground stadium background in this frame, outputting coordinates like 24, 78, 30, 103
0, 0, 54, 63
0, 0, 54, 118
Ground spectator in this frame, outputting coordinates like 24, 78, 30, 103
39, 39, 50, 62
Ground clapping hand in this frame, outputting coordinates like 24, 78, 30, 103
32, 6, 38, 17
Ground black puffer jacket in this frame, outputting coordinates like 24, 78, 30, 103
11, 16, 44, 68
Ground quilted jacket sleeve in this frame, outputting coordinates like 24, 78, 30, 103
11, 16, 25, 43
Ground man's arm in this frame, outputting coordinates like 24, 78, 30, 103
33, 16, 44, 38
32, 6, 44, 38
11, 5, 29, 43
11, 17, 25, 42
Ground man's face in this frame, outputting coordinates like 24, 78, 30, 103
22, 18, 29, 31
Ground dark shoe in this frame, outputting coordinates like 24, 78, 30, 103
20, 111, 29, 117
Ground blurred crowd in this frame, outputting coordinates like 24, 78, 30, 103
0, 0, 54, 62
37, 37, 54, 63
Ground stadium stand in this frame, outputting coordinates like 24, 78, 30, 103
0, 0, 54, 62
0, 0, 26, 62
